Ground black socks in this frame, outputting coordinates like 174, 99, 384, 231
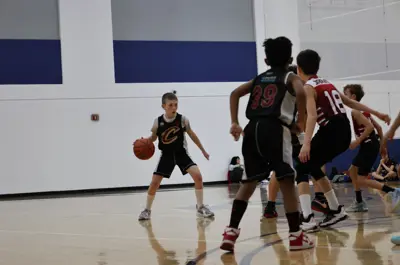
229, 200, 248, 229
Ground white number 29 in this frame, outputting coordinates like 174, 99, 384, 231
324, 90, 346, 114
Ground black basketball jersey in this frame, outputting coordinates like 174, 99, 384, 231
156, 113, 186, 152
245, 68, 296, 126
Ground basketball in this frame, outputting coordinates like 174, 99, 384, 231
391, 235, 400, 245
133, 138, 155, 160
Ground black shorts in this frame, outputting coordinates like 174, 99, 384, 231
241, 118, 295, 182
352, 137, 379, 176
296, 115, 352, 179
154, 150, 197, 178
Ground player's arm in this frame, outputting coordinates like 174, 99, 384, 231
387, 111, 400, 138
148, 119, 158, 142
339, 92, 391, 124
370, 116, 383, 140
376, 161, 383, 173
303, 84, 318, 146
291, 75, 306, 132
380, 111, 400, 157
352, 109, 374, 144
185, 118, 209, 157
230, 80, 253, 125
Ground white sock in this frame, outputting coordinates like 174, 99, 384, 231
146, 195, 155, 210
290, 230, 302, 236
195, 189, 204, 207
324, 190, 339, 211
299, 194, 312, 218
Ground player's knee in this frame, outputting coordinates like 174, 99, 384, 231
149, 175, 162, 190
356, 177, 367, 187
191, 172, 203, 183
296, 173, 309, 185
310, 167, 325, 181
295, 163, 308, 184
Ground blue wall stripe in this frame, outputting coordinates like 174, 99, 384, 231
0, 39, 62, 85
326, 139, 400, 175
113, 40, 257, 83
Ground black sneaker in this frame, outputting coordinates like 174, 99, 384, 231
312, 196, 330, 214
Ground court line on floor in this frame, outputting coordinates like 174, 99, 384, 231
186, 214, 398, 265
0, 228, 276, 245
238, 216, 399, 265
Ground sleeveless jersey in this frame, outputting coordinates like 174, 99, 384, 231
305, 76, 347, 126
245, 68, 296, 126
352, 111, 376, 143
156, 113, 186, 152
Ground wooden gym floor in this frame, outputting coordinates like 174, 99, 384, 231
0, 183, 399, 265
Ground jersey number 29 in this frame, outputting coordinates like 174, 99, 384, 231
251, 84, 278, 109
324, 90, 346, 114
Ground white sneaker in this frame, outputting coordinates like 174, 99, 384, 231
300, 213, 319, 233
196, 204, 215, 218
138, 209, 151, 221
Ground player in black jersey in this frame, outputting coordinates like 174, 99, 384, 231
261, 65, 298, 219
220, 37, 314, 252
261, 65, 329, 221
138, 92, 214, 221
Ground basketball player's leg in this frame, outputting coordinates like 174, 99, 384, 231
138, 154, 175, 220
177, 152, 214, 218
311, 168, 330, 214
309, 125, 351, 227
220, 121, 269, 252
263, 172, 279, 218
347, 143, 373, 212
297, 125, 350, 228
351, 141, 398, 211
272, 125, 314, 250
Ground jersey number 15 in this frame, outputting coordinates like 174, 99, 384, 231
251, 84, 278, 109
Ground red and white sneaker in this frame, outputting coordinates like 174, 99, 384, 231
220, 227, 240, 252
289, 230, 314, 251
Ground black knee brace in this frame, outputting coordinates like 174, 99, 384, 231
296, 173, 309, 184
310, 167, 325, 181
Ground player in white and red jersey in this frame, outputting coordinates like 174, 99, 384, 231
343, 84, 400, 213
295, 49, 390, 229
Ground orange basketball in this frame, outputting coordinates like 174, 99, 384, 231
133, 138, 155, 160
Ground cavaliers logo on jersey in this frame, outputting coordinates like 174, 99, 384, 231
161, 126, 180, 144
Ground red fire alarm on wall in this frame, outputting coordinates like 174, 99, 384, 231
91, 114, 99, 121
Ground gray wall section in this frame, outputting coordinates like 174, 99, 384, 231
111, 0, 254, 42
298, 0, 400, 80
0, 0, 59, 39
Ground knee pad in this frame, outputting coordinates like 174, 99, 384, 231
296, 173, 309, 184
311, 167, 325, 181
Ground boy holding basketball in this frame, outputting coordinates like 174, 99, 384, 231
138, 91, 214, 221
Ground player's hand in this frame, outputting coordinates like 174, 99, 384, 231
230, 123, 242, 141
299, 143, 310, 163
377, 113, 391, 125
380, 129, 395, 158
202, 150, 210, 160
349, 140, 360, 150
